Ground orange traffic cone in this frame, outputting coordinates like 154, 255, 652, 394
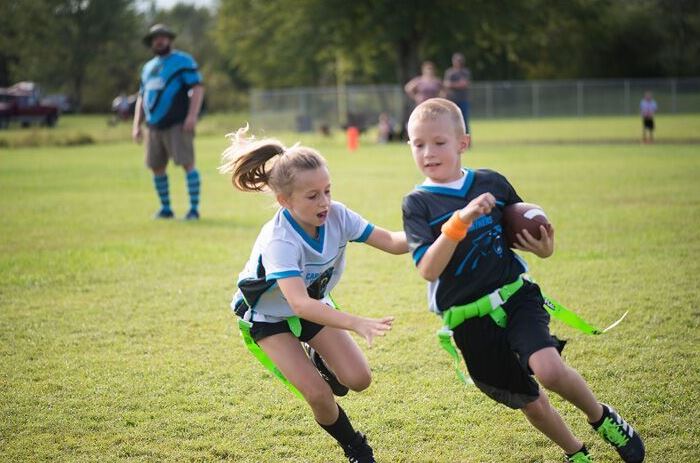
346, 126, 359, 151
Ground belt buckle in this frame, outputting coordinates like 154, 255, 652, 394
487, 289, 504, 309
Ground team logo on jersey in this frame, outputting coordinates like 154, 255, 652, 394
455, 224, 504, 276
307, 267, 334, 300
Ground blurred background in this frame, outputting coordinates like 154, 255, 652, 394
1, 0, 698, 129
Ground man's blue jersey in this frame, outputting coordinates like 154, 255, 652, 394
402, 168, 528, 313
139, 50, 202, 128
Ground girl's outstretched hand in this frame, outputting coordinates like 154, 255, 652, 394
353, 316, 394, 347
513, 224, 555, 258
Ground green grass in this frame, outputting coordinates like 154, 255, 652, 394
1, 115, 699, 462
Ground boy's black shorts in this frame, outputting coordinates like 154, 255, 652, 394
643, 117, 654, 130
452, 280, 565, 409
250, 317, 324, 343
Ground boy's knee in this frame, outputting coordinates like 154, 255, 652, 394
521, 393, 550, 419
533, 362, 566, 390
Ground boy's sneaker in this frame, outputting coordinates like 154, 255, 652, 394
566, 445, 592, 463
592, 403, 645, 463
185, 209, 199, 220
154, 208, 174, 219
342, 432, 375, 463
304, 344, 349, 396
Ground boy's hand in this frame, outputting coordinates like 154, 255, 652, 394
514, 224, 555, 258
352, 316, 394, 347
458, 192, 496, 224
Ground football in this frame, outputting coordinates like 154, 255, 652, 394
502, 202, 551, 247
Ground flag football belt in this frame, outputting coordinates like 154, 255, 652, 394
237, 294, 343, 399
438, 275, 629, 385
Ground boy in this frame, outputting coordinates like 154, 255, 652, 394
401, 98, 645, 462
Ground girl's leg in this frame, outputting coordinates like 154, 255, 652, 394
529, 347, 603, 423
521, 391, 583, 455
257, 332, 337, 424
308, 327, 371, 392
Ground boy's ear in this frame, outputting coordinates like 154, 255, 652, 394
459, 134, 471, 153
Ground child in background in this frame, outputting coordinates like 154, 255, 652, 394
401, 98, 645, 463
640, 91, 658, 144
220, 126, 407, 463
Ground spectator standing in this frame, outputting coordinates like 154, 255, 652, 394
132, 24, 205, 220
443, 52, 472, 134
640, 91, 657, 144
404, 61, 443, 107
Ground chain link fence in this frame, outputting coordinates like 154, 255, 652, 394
250, 78, 700, 133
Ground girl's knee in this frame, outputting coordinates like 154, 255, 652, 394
302, 384, 335, 409
341, 367, 372, 392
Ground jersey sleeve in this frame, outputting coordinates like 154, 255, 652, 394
336, 202, 374, 243
261, 239, 302, 281
180, 53, 202, 87
402, 194, 434, 265
494, 171, 522, 206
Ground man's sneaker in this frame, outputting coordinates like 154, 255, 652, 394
342, 432, 375, 463
566, 445, 592, 463
304, 344, 349, 396
185, 209, 199, 220
154, 208, 174, 219
592, 404, 645, 463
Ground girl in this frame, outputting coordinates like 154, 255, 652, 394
401, 98, 644, 463
220, 126, 407, 463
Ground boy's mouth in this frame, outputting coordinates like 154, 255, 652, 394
425, 161, 441, 168
317, 210, 328, 220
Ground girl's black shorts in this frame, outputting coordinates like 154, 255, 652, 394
250, 317, 324, 343
452, 280, 565, 409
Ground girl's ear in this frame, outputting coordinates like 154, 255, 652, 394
276, 193, 290, 209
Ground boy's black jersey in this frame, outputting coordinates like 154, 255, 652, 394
402, 168, 527, 313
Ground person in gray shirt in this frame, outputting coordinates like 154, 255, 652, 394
443, 52, 471, 134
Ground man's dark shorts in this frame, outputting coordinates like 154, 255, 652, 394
452, 280, 565, 409
643, 117, 655, 130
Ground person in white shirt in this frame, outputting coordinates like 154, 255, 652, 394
219, 126, 407, 462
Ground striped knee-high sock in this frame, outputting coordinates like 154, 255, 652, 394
153, 174, 171, 212
186, 169, 200, 212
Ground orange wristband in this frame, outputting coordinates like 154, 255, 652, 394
441, 212, 470, 241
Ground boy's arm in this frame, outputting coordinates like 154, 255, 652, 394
415, 192, 496, 281
513, 225, 555, 258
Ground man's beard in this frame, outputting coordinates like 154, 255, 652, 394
153, 45, 171, 56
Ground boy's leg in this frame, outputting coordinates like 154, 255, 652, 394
184, 164, 200, 220
521, 391, 584, 455
529, 347, 603, 422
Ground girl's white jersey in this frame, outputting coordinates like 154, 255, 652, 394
232, 201, 374, 322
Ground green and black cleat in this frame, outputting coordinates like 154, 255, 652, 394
593, 403, 644, 463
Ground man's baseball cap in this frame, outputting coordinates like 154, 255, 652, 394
143, 24, 176, 46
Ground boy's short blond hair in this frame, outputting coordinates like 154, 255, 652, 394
407, 97, 466, 136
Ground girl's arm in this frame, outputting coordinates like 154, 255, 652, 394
364, 227, 408, 255
276, 277, 393, 346
416, 192, 496, 281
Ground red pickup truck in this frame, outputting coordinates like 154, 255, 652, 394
0, 82, 59, 129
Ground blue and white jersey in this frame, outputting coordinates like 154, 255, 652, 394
232, 201, 375, 322
139, 50, 202, 129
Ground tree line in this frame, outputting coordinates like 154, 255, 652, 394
1, 0, 698, 113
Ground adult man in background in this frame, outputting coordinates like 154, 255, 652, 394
443, 52, 471, 134
133, 24, 204, 220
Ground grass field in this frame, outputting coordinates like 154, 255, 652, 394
1, 114, 699, 462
